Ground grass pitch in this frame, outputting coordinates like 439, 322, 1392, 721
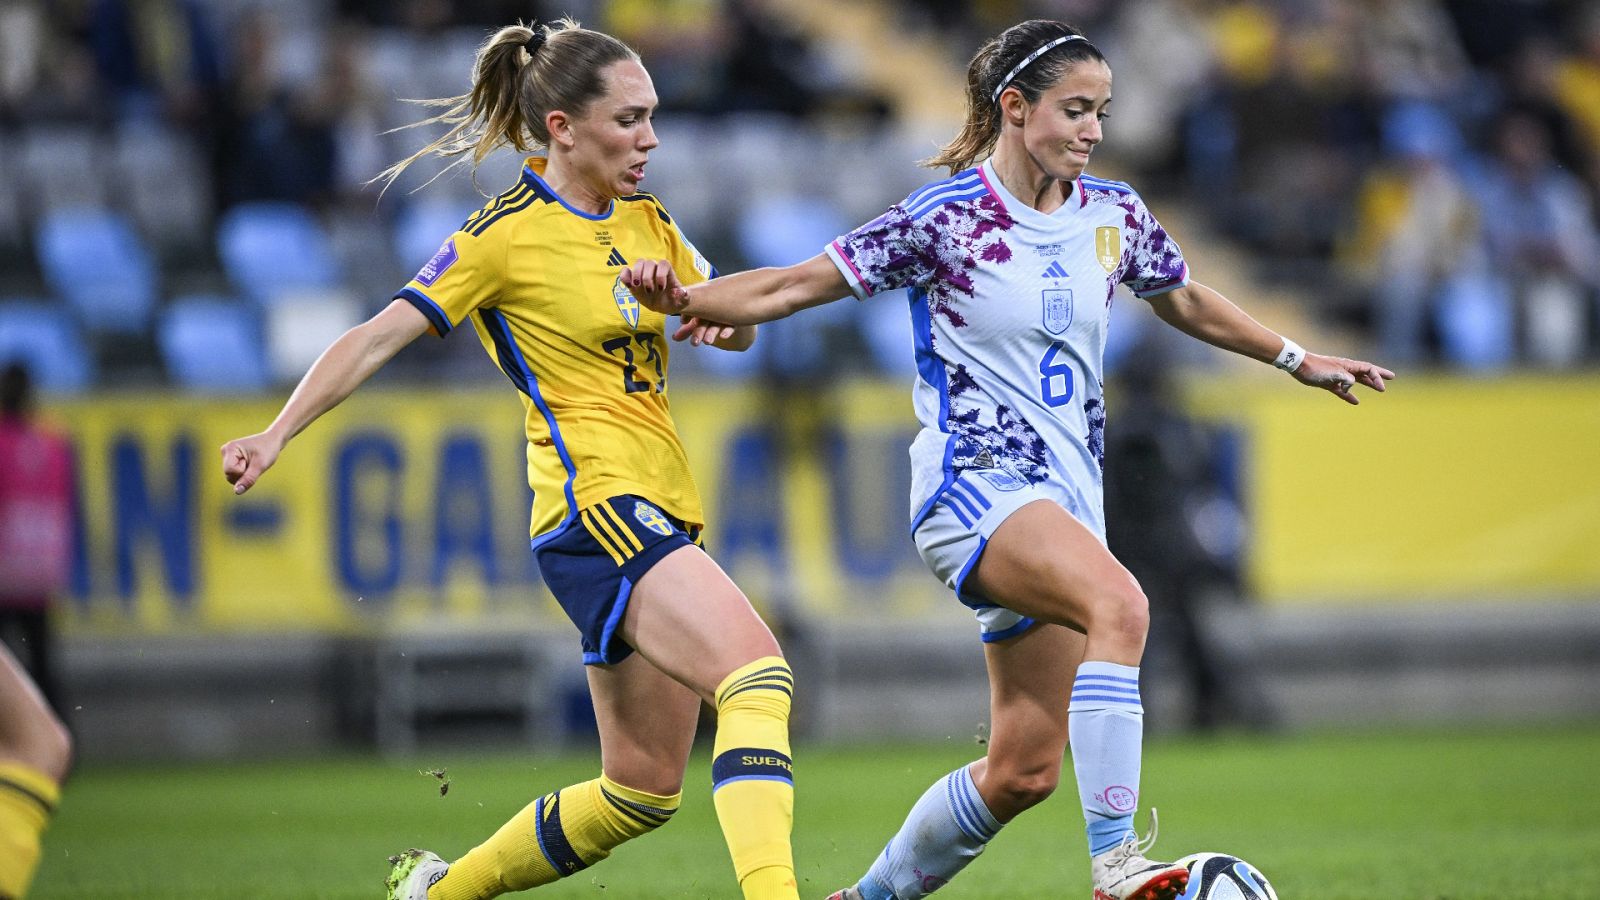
30, 724, 1600, 899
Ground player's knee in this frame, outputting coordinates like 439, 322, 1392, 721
986, 763, 1060, 814
41, 714, 73, 782
603, 761, 685, 800
10, 708, 72, 783
1092, 575, 1149, 647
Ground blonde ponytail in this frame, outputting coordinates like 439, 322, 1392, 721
371, 18, 638, 194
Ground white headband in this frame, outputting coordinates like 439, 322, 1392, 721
992, 34, 1089, 103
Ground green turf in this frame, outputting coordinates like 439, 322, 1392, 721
29, 724, 1600, 899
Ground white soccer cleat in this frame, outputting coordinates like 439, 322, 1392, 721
1090, 810, 1188, 900
823, 888, 863, 900
385, 848, 448, 900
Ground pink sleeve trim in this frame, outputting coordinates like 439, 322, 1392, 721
827, 240, 873, 300
975, 165, 1008, 216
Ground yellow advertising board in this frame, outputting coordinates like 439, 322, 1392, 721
52, 382, 934, 634
48, 374, 1600, 634
1190, 374, 1600, 602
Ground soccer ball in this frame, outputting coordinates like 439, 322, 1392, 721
1173, 852, 1278, 900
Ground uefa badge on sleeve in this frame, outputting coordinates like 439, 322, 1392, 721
416, 239, 458, 287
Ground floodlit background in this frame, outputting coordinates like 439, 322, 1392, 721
1, 0, 1598, 897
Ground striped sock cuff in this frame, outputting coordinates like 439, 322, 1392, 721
597, 775, 680, 832
1069, 661, 1142, 712
715, 656, 794, 706
0, 761, 59, 817
712, 657, 795, 793
945, 764, 1002, 842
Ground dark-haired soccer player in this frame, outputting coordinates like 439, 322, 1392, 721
623, 19, 1392, 900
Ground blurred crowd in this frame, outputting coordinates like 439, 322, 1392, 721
3, 0, 1599, 394
922, 0, 1600, 370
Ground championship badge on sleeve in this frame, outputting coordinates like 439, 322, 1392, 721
1095, 226, 1120, 274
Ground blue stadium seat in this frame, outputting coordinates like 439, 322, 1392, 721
393, 198, 473, 273
216, 202, 341, 305
158, 296, 271, 392
0, 302, 94, 392
35, 206, 158, 334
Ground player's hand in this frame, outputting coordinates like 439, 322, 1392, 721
1293, 354, 1395, 405
620, 259, 690, 314
672, 316, 737, 346
221, 432, 283, 495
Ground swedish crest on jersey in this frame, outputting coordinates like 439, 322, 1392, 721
632, 501, 673, 536
1043, 288, 1074, 334
1095, 226, 1121, 273
613, 275, 641, 330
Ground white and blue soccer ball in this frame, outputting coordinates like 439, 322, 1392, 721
1174, 852, 1278, 900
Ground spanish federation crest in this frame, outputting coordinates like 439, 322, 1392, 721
613, 276, 640, 330
1095, 226, 1121, 274
1043, 288, 1073, 334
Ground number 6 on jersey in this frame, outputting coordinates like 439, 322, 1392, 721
1039, 340, 1074, 407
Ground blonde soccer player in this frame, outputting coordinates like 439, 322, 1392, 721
220, 19, 799, 900
622, 19, 1394, 900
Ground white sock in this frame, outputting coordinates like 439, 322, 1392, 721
856, 763, 1001, 899
1068, 660, 1144, 857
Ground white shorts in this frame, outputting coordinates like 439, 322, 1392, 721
912, 467, 1102, 643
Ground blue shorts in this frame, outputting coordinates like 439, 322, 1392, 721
534, 495, 703, 666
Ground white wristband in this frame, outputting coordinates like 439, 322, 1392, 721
1273, 338, 1306, 373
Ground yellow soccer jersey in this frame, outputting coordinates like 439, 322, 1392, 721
395, 156, 716, 543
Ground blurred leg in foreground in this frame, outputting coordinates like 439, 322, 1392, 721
0, 643, 71, 899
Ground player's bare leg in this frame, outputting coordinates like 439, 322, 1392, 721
969, 502, 1185, 900
390, 652, 700, 900
968, 622, 1082, 820
623, 546, 798, 900
587, 652, 700, 796
835, 621, 1085, 900
0, 644, 71, 899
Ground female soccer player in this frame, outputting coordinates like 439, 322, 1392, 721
622, 19, 1393, 900
220, 20, 799, 900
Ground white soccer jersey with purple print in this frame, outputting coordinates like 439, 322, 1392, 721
825, 159, 1188, 539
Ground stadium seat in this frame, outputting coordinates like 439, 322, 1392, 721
157, 296, 271, 392
1436, 275, 1515, 371
262, 287, 364, 384
392, 198, 474, 274
17, 126, 104, 213
0, 302, 94, 392
35, 206, 159, 335
112, 122, 212, 252
216, 202, 342, 305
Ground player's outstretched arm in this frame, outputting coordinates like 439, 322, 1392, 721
622, 253, 850, 328
221, 299, 431, 495
1146, 280, 1395, 405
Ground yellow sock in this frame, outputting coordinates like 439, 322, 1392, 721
428, 774, 679, 900
711, 656, 798, 900
0, 761, 60, 900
